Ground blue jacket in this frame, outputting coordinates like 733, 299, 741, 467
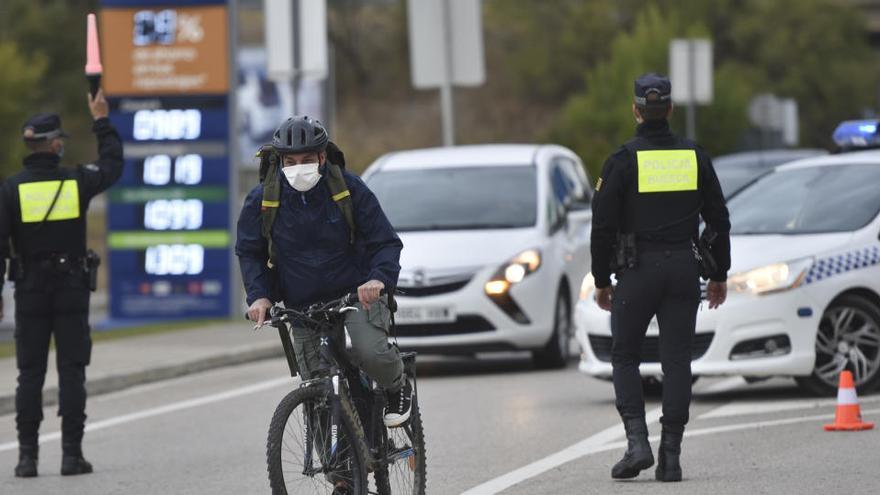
235, 166, 403, 307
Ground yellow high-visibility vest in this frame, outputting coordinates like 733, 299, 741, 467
636, 149, 698, 193
18, 180, 80, 223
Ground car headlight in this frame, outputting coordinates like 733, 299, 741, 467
485, 249, 542, 295
579, 272, 596, 301
727, 257, 813, 295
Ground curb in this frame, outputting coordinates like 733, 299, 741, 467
0, 344, 284, 416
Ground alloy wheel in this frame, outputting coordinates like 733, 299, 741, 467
814, 305, 880, 388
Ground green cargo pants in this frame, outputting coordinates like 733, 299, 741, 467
291, 296, 404, 391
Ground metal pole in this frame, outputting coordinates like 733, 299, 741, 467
291, 0, 300, 116
326, 43, 336, 134
228, 0, 241, 316
686, 105, 696, 141
439, 0, 455, 146
686, 40, 696, 140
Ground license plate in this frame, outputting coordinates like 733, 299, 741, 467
395, 306, 456, 324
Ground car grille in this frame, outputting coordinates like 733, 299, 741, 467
397, 280, 470, 297
588, 332, 714, 363
393, 315, 495, 337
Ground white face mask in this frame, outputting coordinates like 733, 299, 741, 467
282, 162, 321, 192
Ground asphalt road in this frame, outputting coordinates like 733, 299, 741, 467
1, 355, 879, 494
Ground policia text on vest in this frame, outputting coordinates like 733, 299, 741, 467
636, 150, 698, 193
590, 73, 731, 482
0, 91, 123, 477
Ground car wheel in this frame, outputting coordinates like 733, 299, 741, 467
532, 288, 571, 369
795, 294, 880, 396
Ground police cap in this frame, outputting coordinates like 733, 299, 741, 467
634, 73, 672, 107
22, 113, 69, 142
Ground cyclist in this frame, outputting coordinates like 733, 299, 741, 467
236, 116, 412, 427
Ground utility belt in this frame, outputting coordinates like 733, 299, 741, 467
9, 250, 101, 291
610, 232, 690, 272
635, 232, 692, 252
611, 231, 717, 280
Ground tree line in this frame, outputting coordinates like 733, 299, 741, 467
1, 0, 877, 182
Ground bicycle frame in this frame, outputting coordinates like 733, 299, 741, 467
266, 297, 419, 481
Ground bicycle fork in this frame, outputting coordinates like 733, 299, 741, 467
302, 406, 317, 476
300, 376, 343, 477
329, 375, 341, 462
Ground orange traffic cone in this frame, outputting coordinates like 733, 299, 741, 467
824, 371, 874, 431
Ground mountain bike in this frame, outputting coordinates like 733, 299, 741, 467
254, 292, 427, 494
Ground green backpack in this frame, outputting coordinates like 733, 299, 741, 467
256, 141, 356, 268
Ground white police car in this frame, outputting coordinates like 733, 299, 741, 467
364, 145, 592, 368
575, 120, 880, 395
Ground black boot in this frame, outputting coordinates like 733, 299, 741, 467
655, 428, 683, 482
611, 417, 654, 479
61, 444, 93, 476
14, 445, 38, 478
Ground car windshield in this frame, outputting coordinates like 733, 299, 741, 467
367, 166, 537, 231
713, 150, 826, 197
715, 166, 768, 196
728, 164, 880, 234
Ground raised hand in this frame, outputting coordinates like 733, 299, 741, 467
87, 89, 109, 120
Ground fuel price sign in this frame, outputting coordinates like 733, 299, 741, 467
101, 0, 234, 321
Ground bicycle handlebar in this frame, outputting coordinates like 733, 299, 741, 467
248, 289, 387, 329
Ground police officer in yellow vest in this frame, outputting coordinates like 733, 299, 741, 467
0, 90, 122, 478
591, 73, 730, 482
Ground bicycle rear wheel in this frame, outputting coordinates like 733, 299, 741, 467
374, 398, 427, 495
267, 385, 368, 494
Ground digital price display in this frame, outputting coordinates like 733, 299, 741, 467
101, 0, 233, 321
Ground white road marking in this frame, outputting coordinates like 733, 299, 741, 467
0, 376, 293, 453
463, 404, 880, 494
460, 407, 664, 495
683, 406, 879, 440
571, 407, 880, 463
697, 376, 746, 394
699, 395, 880, 420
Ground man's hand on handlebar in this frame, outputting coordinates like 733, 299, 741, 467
357, 279, 385, 308
248, 298, 273, 327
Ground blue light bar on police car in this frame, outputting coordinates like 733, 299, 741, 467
832, 119, 880, 149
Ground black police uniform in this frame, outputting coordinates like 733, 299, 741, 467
591, 74, 730, 480
0, 114, 123, 463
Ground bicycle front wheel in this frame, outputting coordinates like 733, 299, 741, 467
374, 398, 427, 494
267, 385, 369, 494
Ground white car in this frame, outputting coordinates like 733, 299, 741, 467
575, 125, 880, 395
364, 144, 593, 368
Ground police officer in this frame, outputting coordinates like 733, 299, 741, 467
0, 90, 123, 477
591, 73, 730, 482
236, 116, 412, 427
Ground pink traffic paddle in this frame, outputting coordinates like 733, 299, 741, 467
85, 13, 103, 97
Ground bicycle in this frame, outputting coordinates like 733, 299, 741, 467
253, 292, 427, 495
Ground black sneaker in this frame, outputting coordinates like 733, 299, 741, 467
383, 377, 413, 428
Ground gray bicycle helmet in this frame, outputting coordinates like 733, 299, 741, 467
271, 116, 329, 154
